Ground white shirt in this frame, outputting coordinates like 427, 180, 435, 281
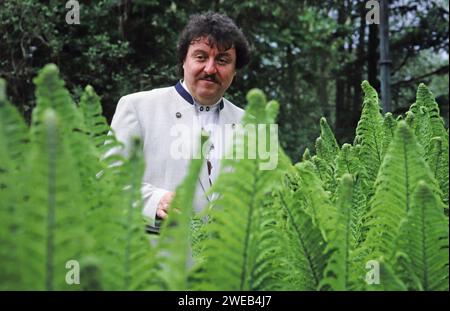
181, 81, 221, 184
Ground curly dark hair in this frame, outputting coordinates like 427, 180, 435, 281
177, 12, 250, 72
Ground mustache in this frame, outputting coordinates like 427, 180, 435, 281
199, 75, 219, 84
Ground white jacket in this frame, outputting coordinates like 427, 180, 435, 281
109, 82, 245, 226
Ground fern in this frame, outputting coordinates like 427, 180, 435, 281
1, 65, 449, 291
311, 155, 336, 195
0, 79, 29, 166
79, 85, 111, 149
119, 139, 155, 290
33, 65, 103, 215
277, 183, 329, 290
334, 144, 370, 213
335, 144, 370, 198
78, 85, 124, 167
0, 79, 29, 289
313, 117, 340, 193
394, 181, 449, 290
32, 64, 83, 136
294, 161, 338, 241
315, 117, 340, 164
415, 83, 447, 140
381, 112, 397, 157
94, 139, 155, 290
302, 147, 311, 161
152, 133, 205, 290
18, 109, 87, 290
245, 192, 296, 290
320, 174, 366, 290
195, 89, 287, 290
364, 121, 438, 259
354, 81, 384, 185
426, 137, 449, 207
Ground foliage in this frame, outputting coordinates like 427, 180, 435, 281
1, 1, 447, 163
0, 66, 448, 291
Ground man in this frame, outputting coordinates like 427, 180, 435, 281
109, 12, 250, 229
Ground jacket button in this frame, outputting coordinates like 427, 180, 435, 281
176, 112, 182, 118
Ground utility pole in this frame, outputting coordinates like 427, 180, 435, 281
379, 0, 391, 112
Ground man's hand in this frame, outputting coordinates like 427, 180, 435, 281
156, 191, 175, 220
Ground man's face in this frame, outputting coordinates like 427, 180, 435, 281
183, 37, 236, 105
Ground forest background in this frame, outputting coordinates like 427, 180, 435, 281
1, 0, 448, 162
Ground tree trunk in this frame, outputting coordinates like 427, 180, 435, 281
335, 2, 347, 141
379, 0, 391, 112
368, 23, 379, 91
353, 1, 366, 127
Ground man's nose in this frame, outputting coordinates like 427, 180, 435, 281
204, 58, 217, 75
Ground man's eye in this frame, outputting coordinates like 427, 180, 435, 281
217, 58, 229, 65
195, 55, 206, 61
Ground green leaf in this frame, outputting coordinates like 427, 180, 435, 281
426, 137, 449, 207
277, 184, 328, 290
381, 112, 397, 157
294, 161, 337, 241
415, 83, 447, 140
195, 89, 287, 290
315, 117, 339, 164
153, 134, 205, 290
0, 79, 29, 289
319, 174, 368, 290
394, 181, 449, 290
354, 81, 384, 185
19, 109, 87, 290
364, 121, 438, 259
78, 85, 111, 149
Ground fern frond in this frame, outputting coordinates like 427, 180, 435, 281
320, 174, 366, 290
249, 192, 297, 290
416, 83, 447, 140
153, 134, 205, 291
415, 107, 433, 152
315, 117, 340, 164
335, 144, 357, 178
33, 65, 103, 208
277, 184, 329, 290
381, 112, 397, 157
426, 137, 449, 207
195, 89, 287, 290
18, 109, 87, 290
311, 155, 337, 195
354, 81, 384, 185
78, 85, 111, 149
335, 143, 370, 195
0, 79, 31, 289
364, 121, 438, 259
99, 139, 157, 290
294, 161, 337, 241
0, 79, 29, 166
394, 181, 449, 290
32, 64, 83, 135
302, 147, 311, 162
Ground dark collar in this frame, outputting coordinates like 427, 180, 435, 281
175, 81, 224, 110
